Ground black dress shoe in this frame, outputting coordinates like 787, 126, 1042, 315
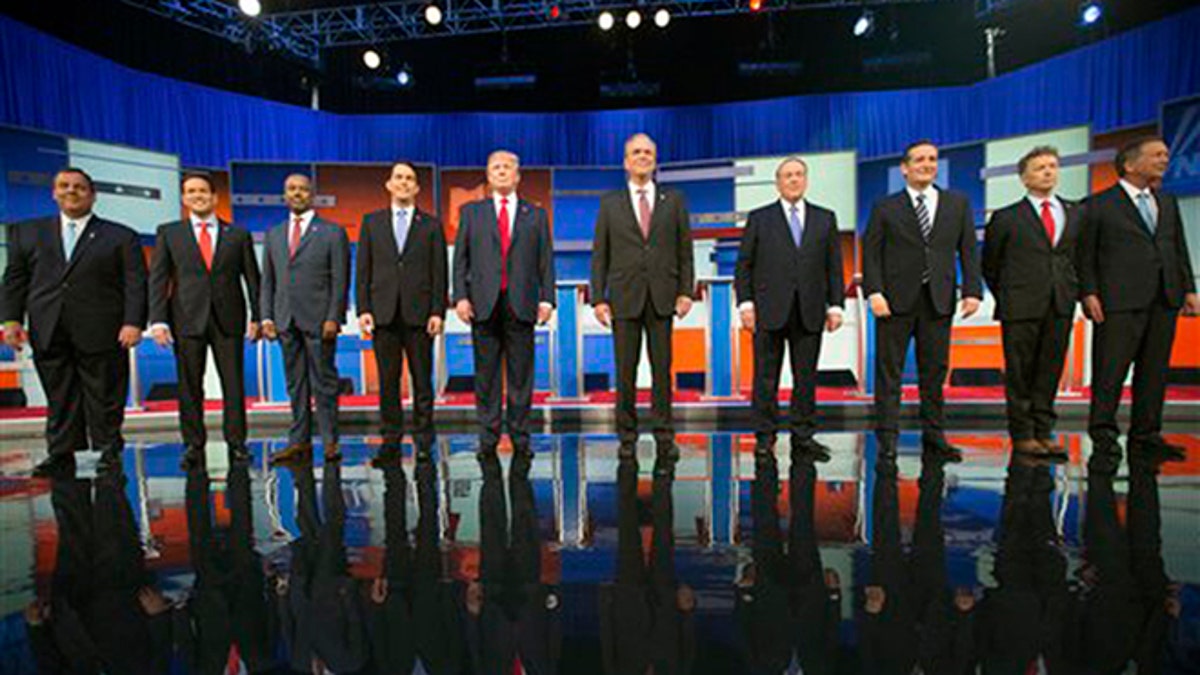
876, 435, 898, 460
371, 446, 403, 468
414, 444, 434, 463
96, 449, 124, 474
179, 449, 205, 471
32, 454, 75, 478
476, 444, 499, 461
269, 443, 312, 466
513, 444, 534, 459
924, 438, 964, 463
1140, 437, 1187, 462
618, 442, 637, 459
228, 445, 251, 465
656, 440, 680, 460
1088, 450, 1122, 476
792, 439, 832, 463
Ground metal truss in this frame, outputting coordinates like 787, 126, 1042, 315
122, 0, 946, 64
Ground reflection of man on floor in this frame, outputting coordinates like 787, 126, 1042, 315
600, 455, 696, 675
368, 460, 467, 674
26, 471, 174, 674
465, 452, 561, 674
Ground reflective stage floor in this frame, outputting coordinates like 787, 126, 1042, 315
0, 427, 1197, 674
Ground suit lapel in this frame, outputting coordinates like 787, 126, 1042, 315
378, 210, 402, 260
1018, 199, 1053, 249
510, 201, 533, 250
896, 191, 925, 239
647, 190, 671, 239
482, 199, 501, 251
1112, 187, 1155, 240
291, 217, 320, 261
211, 221, 234, 271
618, 189, 642, 238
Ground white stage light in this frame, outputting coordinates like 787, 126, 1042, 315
239, 0, 261, 17
362, 50, 381, 70
626, 10, 642, 29
425, 4, 443, 26
654, 9, 671, 28
397, 68, 412, 87
598, 11, 615, 31
853, 10, 874, 37
1080, 2, 1102, 25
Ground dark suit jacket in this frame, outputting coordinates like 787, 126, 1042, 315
735, 200, 846, 332
590, 186, 695, 319
452, 197, 555, 324
982, 197, 1082, 321
1077, 184, 1196, 312
356, 207, 448, 327
148, 218, 261, 338
259, 215, 350, 335
2, 215, 147, 353
862, 188, 983, 316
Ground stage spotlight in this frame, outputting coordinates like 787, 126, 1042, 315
853, 9, 875, 37
549, 4, 560, 20
654, 8, 671, 27
1079, 1, 1102, 25
424, 4, 443, 26
749, 0, 763, 12
362, 49, 381, 70
626, 10, 642, 29
397, 68, 413, 87
598, 11, 615, 31
238, 0, 261, 17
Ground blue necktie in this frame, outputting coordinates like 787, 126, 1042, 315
789, 205, 803, 247
1136, 192, 1156, 234
63, 221, 78, 260
394, 209, 409, 255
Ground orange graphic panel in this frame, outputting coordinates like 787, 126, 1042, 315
316, 164, 437, 242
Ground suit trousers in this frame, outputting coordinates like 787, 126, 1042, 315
373, 320, 435, 450
1088, 295, 1178, 448
472, 292, 535, 450
613, 303, 674, 446
874, 285, 952, 441
751, 304, 824, 447
1000, 312, 1072, 441
34, 322, 128, 456
175, 321, 247, 450
279, 326, 340, 448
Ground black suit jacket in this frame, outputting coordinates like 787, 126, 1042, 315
590, 186, 695, 319
1077, 184, 1196, 312
148, 219, 261, 338
862, 188, 983, 316
356, 207, 449, 327
452, 197, 556, 323
2, 215, 147, 353
982, 197, 1082, 321
735, 200, 845, 332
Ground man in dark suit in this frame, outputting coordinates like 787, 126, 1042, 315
983, 147, 1081, 459
260, 173, 350, 465
2, 168, 147, 476
862, 140, 983, 461
735, 157, 846, 463
357, 161, 448, 465
149, 173, 261, 470
453, 150, 556, 458
1078, 136, 1198, 472
590, 133, 695, 459
600, 454, 696, 675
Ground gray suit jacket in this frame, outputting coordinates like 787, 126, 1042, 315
260, 216, 350, 335
452, 197, 555, 324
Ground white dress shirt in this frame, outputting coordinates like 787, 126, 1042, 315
905, 184, 939, 226
60, 212, 93, 256
492, 192, 517, 239
628, 180, 657, 219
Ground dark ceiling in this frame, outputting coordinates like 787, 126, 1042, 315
3, 0, 1194, 114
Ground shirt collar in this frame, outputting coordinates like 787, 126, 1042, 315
905, 184, 936, 202
628, 180, 656, 197
1026, 193, 1060, 209
779, 197, 805, 214
290, 210, 316, 227
189, 213, 217, 229
393, 203, 415, 217
492, 192, 518, 211
1119, 178, 1153, 201
60, 212, 93, 230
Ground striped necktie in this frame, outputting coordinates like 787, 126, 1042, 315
915, 193, 933, 242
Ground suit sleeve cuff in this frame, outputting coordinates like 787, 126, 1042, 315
539, 301, 554, 311
867, 292, 884, 302
261, 320, 275, 327
737, 302, 754, 312
826, 307, 844, 317
149, 323, 170, 333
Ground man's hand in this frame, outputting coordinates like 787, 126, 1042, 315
825, 311, 843, 333
864, 586, 886, 615
1183, 292, 1200, 317
359, 313, 375, 338
118, 325, 142, 349
739, 307, 755, 332
537, 303, 554, 326
4, 321, 27, 349
321, 321, 339, 342
137, 587, 170, 616
370, 578, 389, 605
23, 600, 48, 626
1082, 294, 1105, 324
675, 295, 693, 319
247, 321, 261, 341
594, 303, 612, 328
262, 322, 278, 340
960, 297, 981, 319
426, 316, 443, 337
455, 299, 474, 324
869, 294, 891, 319
151, 326, 172, 347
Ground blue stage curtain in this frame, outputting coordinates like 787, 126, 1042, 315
3, 8, 1199, 169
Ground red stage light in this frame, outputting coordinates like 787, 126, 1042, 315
749, 0, 764, 11
549, 4, 560, 19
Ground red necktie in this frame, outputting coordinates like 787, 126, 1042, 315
498, 198, 511, 291
197, 221, 213, 270
638, 189, 652, 240
289, 216, 302, 259
1040, 200, 1055, 244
